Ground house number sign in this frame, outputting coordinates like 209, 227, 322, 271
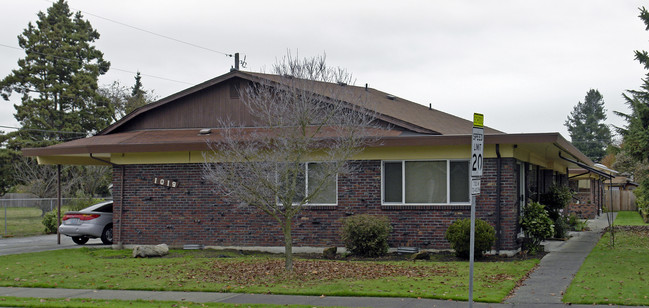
154, 177, 178, 188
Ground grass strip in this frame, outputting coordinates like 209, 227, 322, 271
564, 229, 649, 306
614, 211, 648, 226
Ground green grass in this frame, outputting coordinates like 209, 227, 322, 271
0, 296, 312, 307
0, 207, 48, 237
1, 206, 75, 238
614, 211, 648, 226
0, 248, 539, 303
564, 229, 649, 306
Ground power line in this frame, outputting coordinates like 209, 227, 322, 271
0, 43, 194, 86
43, 0, 234, 58
0, 125, 86, 135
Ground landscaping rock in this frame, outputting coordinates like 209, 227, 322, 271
323, 246, 337, 259
411, 251, 430, 260
132, 244, 169, 258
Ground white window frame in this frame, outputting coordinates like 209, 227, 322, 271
381, 159, 470, 206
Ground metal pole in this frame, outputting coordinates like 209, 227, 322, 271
469, 193, 476, 307
57, 164, 61, 245
3, 200, 6, 237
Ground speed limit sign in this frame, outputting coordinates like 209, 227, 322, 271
471, 127, 484, 177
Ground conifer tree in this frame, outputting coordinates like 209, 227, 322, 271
565, 89, 612, 162
0, 0, 111, 149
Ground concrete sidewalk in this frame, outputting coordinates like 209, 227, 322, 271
0, 214, 626, 307
0, 286, 631, 307
504, 213, 613, 305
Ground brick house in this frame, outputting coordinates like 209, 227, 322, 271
23, 70, 593, 255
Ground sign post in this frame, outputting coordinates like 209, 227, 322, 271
469, 113, 484, 307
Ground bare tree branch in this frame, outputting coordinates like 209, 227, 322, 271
202, 53, 379, 271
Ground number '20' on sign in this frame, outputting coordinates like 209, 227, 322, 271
472, 153, 482, 174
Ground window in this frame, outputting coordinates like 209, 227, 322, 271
306, 162, 337, 205
279, 162, 337, 205
382, 160, 470, 205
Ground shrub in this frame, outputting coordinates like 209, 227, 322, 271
341, 214, 392, 257
67, 190, 104, 211
520, 202, 554, 254
540, 184, 573, 220
553, 216, 569, 238
42, 210, 58, 234
445, 218, 496, 259
635, 183, 649, 222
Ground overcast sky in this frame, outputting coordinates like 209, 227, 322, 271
1, 0, 648, 140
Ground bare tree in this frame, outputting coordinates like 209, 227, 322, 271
13, 158, 111, 215
202, 53, 378, 271
13, 157, 77, 216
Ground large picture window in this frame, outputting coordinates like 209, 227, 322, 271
382, 160, 470, 205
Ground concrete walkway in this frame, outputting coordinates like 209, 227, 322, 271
0, 214, 630, 307
504, 213, 613, 305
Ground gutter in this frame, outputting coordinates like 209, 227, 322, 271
89, 153, 124, 250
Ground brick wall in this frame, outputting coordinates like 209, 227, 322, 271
566, 202, 598, 219
112, 158, 521, 251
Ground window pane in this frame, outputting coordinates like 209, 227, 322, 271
450, 161, 470, 203
307, 163, 336, 204
405, 161, 447, 203
384, 162, 402, 202
277, 162, 305, 204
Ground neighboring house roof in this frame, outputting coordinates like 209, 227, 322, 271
22, 69, 593, 169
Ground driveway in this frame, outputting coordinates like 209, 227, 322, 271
0, 234, 108, 256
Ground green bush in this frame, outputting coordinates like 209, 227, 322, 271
445, 218, 496, 259
567, 212, 587, 231
520, 202, 554, 254
553, 216, 569, 238
341, 214, 392, 257
42, 210, 58, 234
67, 190, 104, 211
540, 184, 573, 219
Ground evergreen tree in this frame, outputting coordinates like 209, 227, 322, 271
616, 6, 649, 213
102, 72, 155, 122
126, 71, 151, 115
131, 71, 144, 97
565, 89, 612, 162
0, 0, 111, 149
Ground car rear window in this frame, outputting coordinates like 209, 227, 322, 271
95, 203, 113, 213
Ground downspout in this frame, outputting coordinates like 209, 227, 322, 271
495, 144, 502, 253
89, 153, 124, 250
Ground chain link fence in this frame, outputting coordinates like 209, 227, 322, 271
1, 196, 111, 238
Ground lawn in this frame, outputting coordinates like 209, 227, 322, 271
564, 229, 649, 306
0, 207, 48, 237
0, 248, 539, 303
614, 211, 648, 226
0, 296, 309, 308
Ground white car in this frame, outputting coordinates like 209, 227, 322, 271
58, 201, 113, 245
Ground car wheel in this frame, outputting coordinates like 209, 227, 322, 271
101, 224, 113, 245
72, 236, 89, 245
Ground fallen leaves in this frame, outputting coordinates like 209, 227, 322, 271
181, 259, 455, 287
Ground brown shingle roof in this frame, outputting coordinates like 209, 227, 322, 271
100, 70, 502, 136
